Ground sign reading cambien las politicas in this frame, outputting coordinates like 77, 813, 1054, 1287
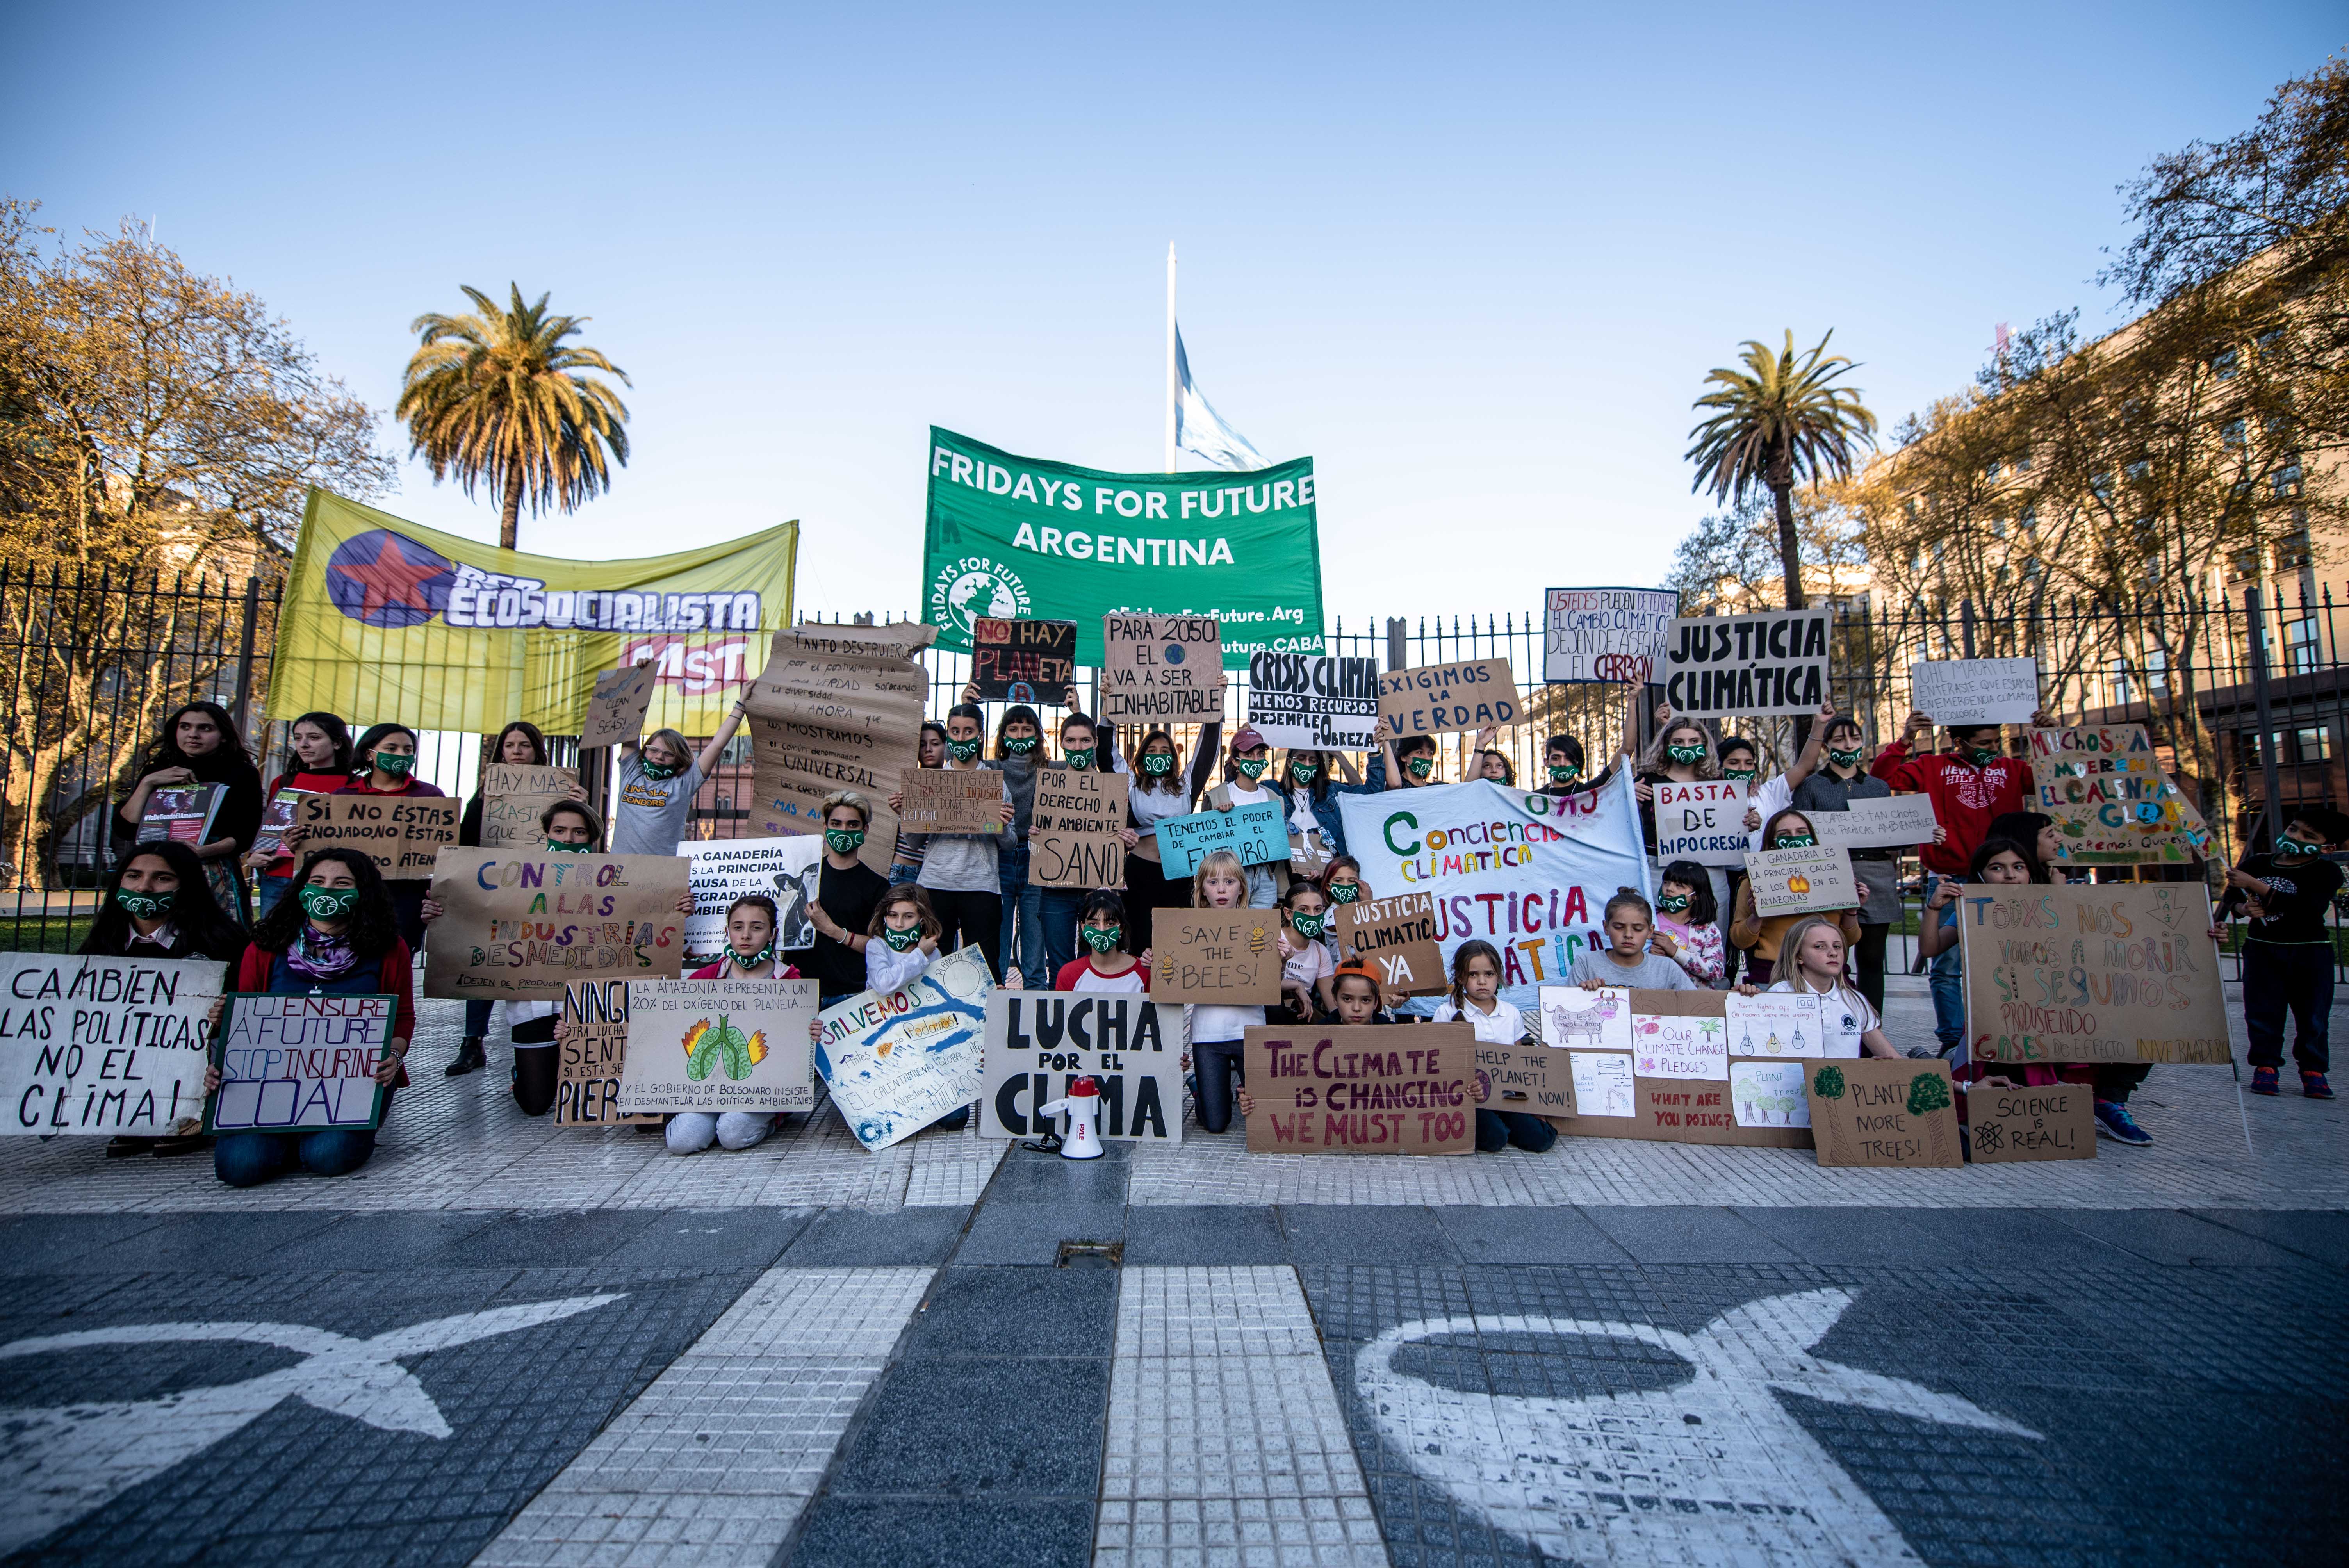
921, 427, 1324, 668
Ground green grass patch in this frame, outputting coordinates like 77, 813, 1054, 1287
0, 915, 94, 954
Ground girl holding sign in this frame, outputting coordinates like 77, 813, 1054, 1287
1272, 747, 1378, 862
614, 703, 749, 857
667, 892, 806, 1155
1187, 848, 1286, 1134
1029, 707, 1133, 983
1739, 916, 1900, 1059
1203, 725, 1287, 908
864, 884, 943, 992
1729, 809, 1862, 986
115, 700, 265, 927
445, 722, 588, 1077
1431, 940, 1557, 1155
895, 702, 1017, 978
246, 711, 353, 924
208, 848, 413, 1187
338, 723, 449, 951
1650, 860, 1725, 987
1122, 718, 1223, 955
888, 722, 949, 887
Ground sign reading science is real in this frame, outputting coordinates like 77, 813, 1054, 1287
921, 426, 1324, 668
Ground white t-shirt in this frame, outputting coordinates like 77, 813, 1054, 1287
1060, 955, 1150, 994
1430, 996, 1525, 1044
1766, 978, 1877, 1058
1187, 1003, 1264, 1045
1283, 935, 1333, 990
1746, 773, 1795, 849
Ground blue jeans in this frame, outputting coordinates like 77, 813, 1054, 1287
1037, 888, 1084, 985
464, 999, 494, 1039
1926, 873, 1965, 1051
1476, 1109, 1558, 1153
215, 1128, 378, 1187
254, 875, 291, 924
998, 842, 1047, 987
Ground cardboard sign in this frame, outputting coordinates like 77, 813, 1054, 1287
617, 976, 817, 1115
1805, 1058, 1961, 1168
743, 622, 936, 874
680, 835, 820, 965
1631, 1005, 1727, 1080
422, 847, 690, 1001
1474, 1037, 1576, 1118
1653, 779, 1751, 867
1540, 987, 1812, 1148
1154, 800, 1285, 877
1149, 909, 1285, 1003
0, 955, 223, 1137
1568, 1049, 1636, 1117
480, 763, 578, 849
1378, 657, 1520, 738
1959, 882, 2227, 1064
1332, 891, 1447, 999
204, 993, 392, 1134
812, 944, 990, 1150
253, 787, 312, 856
579, 660, 659, 750
979, 992, 1180, 1142
135, 784, 225, 846
1809, 793, 1939, 850
1663, 609, 1830, 718
1743, 843, 1859, 916
1242, 1023, 1476, 1155
1542, 586, 1678, 685
555, 978, 658, 1127
293, 792, 460, 875
1289, 828, 1333, 881
1030, 767, 1129, 890
1910, 656, 2040, 725
899, 769, 1010, 835
1729, 1060, 1810, 1129
970, 617, 1077, 702
1246, 652, 1379, 749
2026, 724, 2212, 866
1966, 1081, 2095, 1163
1101, 613, 1223, 722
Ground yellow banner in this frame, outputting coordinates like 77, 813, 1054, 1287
268, 490, 797, 736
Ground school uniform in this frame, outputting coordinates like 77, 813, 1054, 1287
1431, 996, 1556, 1154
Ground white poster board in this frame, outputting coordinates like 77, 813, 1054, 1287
1662, 609, 1831, 718
680, 835, 822, 964
0, 954, 223, 1136
1809, 794, 1940, 850
812, 944, 991, 1149
1652, 779, 1751, 867
1909, 657, 2039, 725
1543, 587, 1679, 685
617, 976, 817, 1115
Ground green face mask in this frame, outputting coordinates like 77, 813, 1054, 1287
1667, 743, 1706, 766
1328, 881, 1360, 904
1289, 912, 1326, 939
1828, 747, 1864, 769
825, 827, 866, 855
299, 884, 358, 920
1236, 757, 1269, 780
1290, 763, 1318, 783
883, 925, 922, 951
545, 837, 592, 853
734, 941, 776, 969
2276, 834, 2322, 861
1547, 764, 1579, 784
1966, 745, 2000, 767
1774, 834, 1817, 850
947, 738, 981, 763
114, 887, 174, 921
1656, 892, 1692, 914
1064, 748, 1094, 770
1142, 752, 1175, 776
1003, 734, 1038, 755
371, 751, 414, 779
638, 757, 681, 781
1404, 755, 1435, 780
1081, 923, 1122, 954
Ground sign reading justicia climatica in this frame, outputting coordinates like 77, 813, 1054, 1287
921, 426, 1325, 668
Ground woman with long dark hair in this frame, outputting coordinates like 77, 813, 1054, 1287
338, 721, 448, 950
443, 721, 586, 1076
245, 710, 352, 925
1121, 713, 1222, 958
207, 847, 414, 1187
114, 700, 264, 925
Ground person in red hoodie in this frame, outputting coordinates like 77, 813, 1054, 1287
1871, 706, 2048, 1054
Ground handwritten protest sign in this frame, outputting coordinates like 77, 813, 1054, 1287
1246, 652, 1379, 749
1805, 1058, 1960, 1167
1743, 843, 1859, 916
1724, 989, 1826, 1058
579, 661, 658, 750
1537, 987, 1812, 1147
1154, 800, 1284, 877
1959, 882, 2227, 1063
980, 992, 1179, 1142
1729, 1061, 1810, 1129
1378, 658, 1519, 738
480, 763, 577, 849
205, 993, 392, 1134
2026, 724, 2211, 865
680, 835, 819, 964
1473, 1037, 1576, 1119
1654, 779, 1751, 866
1967, 1081, 2095, 1163
1663, 608, 1830, 718
971, 617, 1076, 702
899, 769, 1009, 835
556, 979, 658, 1127
1243, 1023, 1476, 1154
1810, 793, 1939, 850
813, 944, 990, 1150
744, 622, 934, 873
1333, 891, 1447, 999
1542, 587, 1678, 685
1909, 657, 2040, 725
1631, 1005, 1727, 1080
1539, 985, 1634, 1050
422, 847, 689, 1001
1150, 909, 1284, 1003
1031, 767, 1128, 889
0, 955, 222, 1136
618, 976, 816, 1115
135, 783, 224, 846
294, 793, 460, 874
1101, 614, 1222, 722
1568, 1049, 1636, 1118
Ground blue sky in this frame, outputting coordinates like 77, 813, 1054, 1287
5, 2, 2339, 626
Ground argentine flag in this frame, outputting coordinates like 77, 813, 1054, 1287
1174, 326, 1265, 472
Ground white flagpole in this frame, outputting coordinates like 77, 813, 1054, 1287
1164, 243, 1178, 473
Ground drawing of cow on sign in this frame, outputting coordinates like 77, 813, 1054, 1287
1539, 984, 1629, 1050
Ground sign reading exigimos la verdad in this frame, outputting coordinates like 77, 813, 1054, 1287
271, 490, 797, 735
921, 427, 1325, 668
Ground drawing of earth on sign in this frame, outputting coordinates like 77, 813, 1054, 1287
0, 1294, 622, 1555
1356, 1288, 2041, 1564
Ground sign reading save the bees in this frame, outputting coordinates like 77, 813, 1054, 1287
1742, 844, 1860, 917
1150, 910, 1284, 1004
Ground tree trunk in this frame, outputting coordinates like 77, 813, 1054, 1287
1772, 481, 1805, 611
501, 467, 524, 551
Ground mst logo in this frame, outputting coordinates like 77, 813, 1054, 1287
928, 555, 1032, 641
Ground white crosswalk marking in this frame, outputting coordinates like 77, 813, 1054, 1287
1095, 1266, 1388, 1567
472, 1266, 930, 1567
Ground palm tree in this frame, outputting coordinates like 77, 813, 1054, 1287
397, 285, 630, 549
1684, 330, 1877, 611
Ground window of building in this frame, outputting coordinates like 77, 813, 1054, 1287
2109, 659, 2135, 707
1983, 459, 2001, 481
2285, 616, 2320, 674
2277, 512, 2313, 570
2256, 326, 2283, 355
2274, 458, 2304, 499
2019, 505, 2037, 532
1990, 516, 2006, 538
2145, 648, 2169, 697
2299, 725, 2333, 763
2022, 555, 2042, 579
2091, 472, 2113, 502
2126, 458, 2152, 482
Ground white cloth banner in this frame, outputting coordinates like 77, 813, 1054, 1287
1335, 773, 1652, 1012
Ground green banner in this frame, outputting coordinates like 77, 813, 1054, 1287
921, 427, 1324, 668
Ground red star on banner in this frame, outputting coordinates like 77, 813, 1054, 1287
336, 534, 445, 621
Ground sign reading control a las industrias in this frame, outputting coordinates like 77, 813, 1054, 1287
921, 426, 1326, 668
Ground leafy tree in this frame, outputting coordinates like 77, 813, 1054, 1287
397, 285, 631, 550
1665, 491, 1867, 615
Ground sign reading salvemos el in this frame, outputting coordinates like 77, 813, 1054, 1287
921, 428, 1323, 668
